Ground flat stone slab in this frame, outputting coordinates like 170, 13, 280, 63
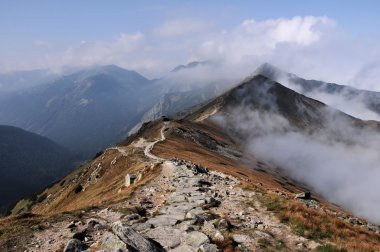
146, 215, 180, 227
131, 222, 153, 232
171, 245, 197, 252
185, 208, 206, 219
144, 226, 182, 249
232, 234, 250, 244
168, 195, 187, 203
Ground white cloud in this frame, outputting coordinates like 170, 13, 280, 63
195, 16, 335, 63
153, 19, 210, 37
214, 104, 380, 224
3, 15, 380, 92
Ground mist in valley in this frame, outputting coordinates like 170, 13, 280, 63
213, 101, 380, 224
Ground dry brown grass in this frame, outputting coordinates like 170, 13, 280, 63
0, 213, 46, 251
29, 145, 161, 214
152, 122, 289, 192
261, 194, 380, 252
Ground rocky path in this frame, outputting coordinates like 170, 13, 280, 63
56, 155, 319, 251
25, 123, 319, 251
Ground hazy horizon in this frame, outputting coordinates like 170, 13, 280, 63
1, 1, 380, 91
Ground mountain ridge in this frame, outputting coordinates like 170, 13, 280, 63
3, 70, 380, 251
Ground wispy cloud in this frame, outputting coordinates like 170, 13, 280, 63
213, 96, 380, 224
153, 18, 211, 37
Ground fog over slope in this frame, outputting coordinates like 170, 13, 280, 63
256, 63, 380, 121
211, 75, 380, 224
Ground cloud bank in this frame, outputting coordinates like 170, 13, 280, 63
214, 102, 380, 224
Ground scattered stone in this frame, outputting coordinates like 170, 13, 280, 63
131, 222, 153, 232
199, 243, 219, 252
171, 245, 197, 252
254, 230, 272, 240
99, 232, 127, 251
195, 165, 209, 174
348, 217, 363, 226
140, 198, 154, 209
125, 174, 137, 187
145, 226, 182, 249
63, 239, 82, 252
202, 197, 221, 210
198, 179, 212, 187
146, 215, 180, 227
67, 221, 76, 229
125, 213, 140, 221
112, 221, 163, 252
232, 234, 250, 244
295, 192, 311, 200
186, 231, 210, 247
213, 230, 224, 242
72, 229, 87, 241
87, 219, 99, 228
215, 219, 233, 231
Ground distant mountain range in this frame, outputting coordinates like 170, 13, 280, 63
0, 125, 74, 214
1, 62, 380, 160
9, 66, 380, 251
0, 63, 225, 158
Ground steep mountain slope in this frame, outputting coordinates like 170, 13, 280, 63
0, 64, 231, 158
0, 125, 74, 214
187, 74, 380, 224
187, 74, 380, 132
3, 74, 380, 251
132, 61, 232, 130
0, 65, 152, 157
257, 63, 380, 120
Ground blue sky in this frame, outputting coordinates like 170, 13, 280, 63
1, 1, 380, 90
1, 1, 378, 41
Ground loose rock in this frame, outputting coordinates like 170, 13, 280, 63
112, 221, 163, 252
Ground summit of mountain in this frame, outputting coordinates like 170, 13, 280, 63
255, 62, 380, 120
